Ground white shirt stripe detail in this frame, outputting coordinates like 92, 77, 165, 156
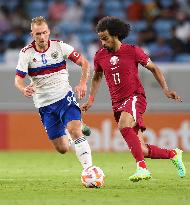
117, 98, 130, 110
132, 96, 137, 122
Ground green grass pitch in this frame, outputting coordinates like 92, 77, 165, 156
0, 151, 189, 205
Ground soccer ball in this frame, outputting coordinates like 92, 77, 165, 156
81, 166, 105, 188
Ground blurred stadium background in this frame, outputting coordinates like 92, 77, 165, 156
0, 0, 190, 152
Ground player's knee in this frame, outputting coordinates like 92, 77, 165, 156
67, 121, 82, 139
67, 127, 81, 140
55, 144, 69, 154
118, 115, 135, 130
118, 122, 135, 130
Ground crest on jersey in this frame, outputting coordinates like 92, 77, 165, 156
110, 56, 119, 65
51, 51, 59, 59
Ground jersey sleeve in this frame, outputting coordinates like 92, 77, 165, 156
59, 41, 81, 63
135, 46, 150, 67
16, 49, 29, 78
94, 53, 103, 72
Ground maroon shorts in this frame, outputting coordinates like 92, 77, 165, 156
113, 94, 147, 131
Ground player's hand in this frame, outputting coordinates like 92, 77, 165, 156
22, 84, 35, 97
81, 96, 94, 112
163, 89, 182, 102
80, 101, 93, 112
75, 82, 87, 100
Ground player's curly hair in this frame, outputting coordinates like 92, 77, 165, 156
96, 16, 130, 41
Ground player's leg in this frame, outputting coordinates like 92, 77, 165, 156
67, 119, 92, 169
117, 111, 151, 182
39, 92, 92, 169
62, 126, 89, 146
138, 130, 186, 177
63, 105, 92, 170
138, 130, 176, 159
137, 130, 149, 156
67, 121, 91, 145
79, 105, 91, 137
51, 135, 70, 154
39, 105, 70, 154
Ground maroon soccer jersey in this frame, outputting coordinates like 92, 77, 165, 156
94, 44, 150, 110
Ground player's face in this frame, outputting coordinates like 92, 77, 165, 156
31, 23, 50, 50
98, 30, 117, 51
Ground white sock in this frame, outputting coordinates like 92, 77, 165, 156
74, 136, 92, 169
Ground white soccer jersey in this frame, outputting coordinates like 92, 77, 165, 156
16, 40, 81, 108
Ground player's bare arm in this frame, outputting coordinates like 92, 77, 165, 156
74, 55, 90, 100
15, 75, 35, 98
81, 71, 103, 112
146, 61, 182, 102
90, 71, 103, 98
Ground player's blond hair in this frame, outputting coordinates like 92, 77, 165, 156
31, 16, 48, 30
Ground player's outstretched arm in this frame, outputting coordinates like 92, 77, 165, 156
74, 55, 90, 100
15, 75, 35, 98
145, 61, 182, 102
81, 71, 103, 112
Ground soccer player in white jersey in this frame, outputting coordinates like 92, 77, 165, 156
15, 16, 92, 170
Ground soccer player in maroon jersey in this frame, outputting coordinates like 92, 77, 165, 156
81, 16, 186, 182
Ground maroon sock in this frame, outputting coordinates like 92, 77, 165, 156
120, 127, 145, 164
138, 160, 147, 169
146, 144, 176, 159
